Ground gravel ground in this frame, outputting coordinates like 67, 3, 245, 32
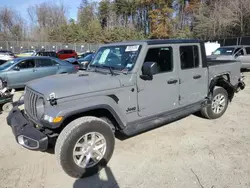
0, 72, 250, 188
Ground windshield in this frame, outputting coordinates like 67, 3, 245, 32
89, 45, 141, 71
0, 59, 18, 70
213, 47, 235, 55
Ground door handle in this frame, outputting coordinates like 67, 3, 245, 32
167, 79, 178, 84
33, 69, 38, 72
193, 75, 201, 79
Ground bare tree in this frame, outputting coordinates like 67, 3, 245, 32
27, 1, 68, 41
193, 0, 247, 40
229, 0, 250, 36
0, 7, 26, 41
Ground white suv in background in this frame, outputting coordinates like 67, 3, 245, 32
0, 50, 15, 65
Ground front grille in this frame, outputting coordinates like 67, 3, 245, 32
24, 87, 41, 120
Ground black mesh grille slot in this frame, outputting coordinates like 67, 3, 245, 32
24, 87, 42, 121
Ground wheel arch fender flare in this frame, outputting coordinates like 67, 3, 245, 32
209, 76, 235, 101
60, 104, 126, 130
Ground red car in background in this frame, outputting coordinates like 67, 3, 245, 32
56, 49, 77, 60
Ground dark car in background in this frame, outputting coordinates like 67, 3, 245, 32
77, 51, 94, 59
56, 49, 77, 60
78, 53, 95, 69
0, 56, 77, 88
64, 53, 95, 70
35, 51, 58, 58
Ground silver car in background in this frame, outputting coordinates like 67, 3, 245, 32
207, 45, 250, 69
0, 50, 15, 65
0, 56, 77, 88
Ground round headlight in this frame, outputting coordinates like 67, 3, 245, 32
36, 97, 45, 119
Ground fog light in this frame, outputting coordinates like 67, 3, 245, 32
17, 135, 39, 149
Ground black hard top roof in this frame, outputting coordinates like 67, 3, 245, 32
106, 39, 202, 46
143, 39, 201, 45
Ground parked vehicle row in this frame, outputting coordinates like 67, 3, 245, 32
0, 56, 77, 88
0, 49, 95, 88
15, 49, 93, 60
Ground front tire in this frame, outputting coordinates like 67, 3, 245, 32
55, 116, 115, 178
201, 86, 229, 119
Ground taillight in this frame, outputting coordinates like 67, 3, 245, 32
75, 65, 79, 70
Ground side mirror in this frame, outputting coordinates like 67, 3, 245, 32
211, 52, 214, 55
13, 66, 20, 71
140, 62, 158, 80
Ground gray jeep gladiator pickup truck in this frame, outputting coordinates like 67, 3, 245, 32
7, 39, 245, 178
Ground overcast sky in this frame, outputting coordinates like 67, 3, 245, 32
0, 0, 83, 20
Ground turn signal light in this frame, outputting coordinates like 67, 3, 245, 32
53, 116, 63, 123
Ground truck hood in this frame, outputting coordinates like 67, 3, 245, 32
27, 72, 122, 99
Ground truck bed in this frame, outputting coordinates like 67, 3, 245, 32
208, 60, 241, 86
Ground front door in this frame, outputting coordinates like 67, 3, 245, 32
178, 45, 208, 106
7, 59, 36, 87
137, 46, 179, 117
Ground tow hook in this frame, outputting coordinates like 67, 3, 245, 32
239, 82, 245, 90
48, 93, 57, 106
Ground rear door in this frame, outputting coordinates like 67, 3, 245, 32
178, 44, 208, 106
7, 59, 36, 87
35, 58, 58, 79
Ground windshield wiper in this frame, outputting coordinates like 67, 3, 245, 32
89, 64, 117, 75
100, 65, 115, 75
108, 66, 114, 76
107, 60, 115, 76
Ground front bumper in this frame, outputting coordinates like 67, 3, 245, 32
7, 107, 48, 151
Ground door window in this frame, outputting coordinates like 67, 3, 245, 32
144, 47, 173, 74
180, 46, 199, 69
245, 47, 250, 54
36, 59, 55, 67
18, 59, 35, 69
64, 50, 72, 54
58, 50, 67, 54
235, 49, 244, 57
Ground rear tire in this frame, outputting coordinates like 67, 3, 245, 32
201, 86, 229, 119
55, 116, 115, 178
